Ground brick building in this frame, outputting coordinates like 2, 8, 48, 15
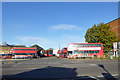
106, 17, 120, 40
0, 43, 25, 54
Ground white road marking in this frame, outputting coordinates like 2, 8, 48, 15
97, 74, 118, 77
90, 64, 97, 66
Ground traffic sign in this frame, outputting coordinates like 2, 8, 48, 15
113, 42, 117, 51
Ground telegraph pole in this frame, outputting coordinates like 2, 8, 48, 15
59, 44, 60, 50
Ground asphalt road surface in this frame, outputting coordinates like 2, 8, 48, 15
1, 57, 119, 80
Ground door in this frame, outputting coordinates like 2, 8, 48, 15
84, 51, 88, 57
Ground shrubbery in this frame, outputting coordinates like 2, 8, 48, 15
104, 53, 110, 59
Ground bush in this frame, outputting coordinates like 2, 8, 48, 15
104, 53, 110, 59
113, 57, 120, 59
118, 57, 120, 59
99, 57, 104, 59
93, 55, 97, 59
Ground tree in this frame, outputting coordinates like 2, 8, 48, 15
85, 23, 117, 52
47, 48, 53, 50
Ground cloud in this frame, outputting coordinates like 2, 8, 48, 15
16, 36, 52, 44
50, 24, 80, 30
58, 35, 86, 48
63, 35, 85, 43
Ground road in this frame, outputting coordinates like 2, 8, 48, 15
1, 57, 119, 80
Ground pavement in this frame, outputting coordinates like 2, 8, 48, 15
1, 57, 119, 80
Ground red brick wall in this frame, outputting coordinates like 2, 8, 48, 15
107, 18, 120, 40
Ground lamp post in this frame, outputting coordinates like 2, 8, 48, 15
118, 42, 120, 57
113, 42, 118, 57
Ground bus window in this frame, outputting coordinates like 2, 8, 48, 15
99, 44, 102, 47
74, 50, 78, 54
45, 52, 47, 54
49, 51, 52, 55
97, 51, 99, 53
68, 51, 72, 55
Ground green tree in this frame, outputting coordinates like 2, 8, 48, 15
85, 23, 117, 52
47, 48, 53, 50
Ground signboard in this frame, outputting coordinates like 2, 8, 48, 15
113, 42, 117, 51
108, 52, 114, 55
118, 42, 120, 49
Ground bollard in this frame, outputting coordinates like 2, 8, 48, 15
110, 55, 113, 59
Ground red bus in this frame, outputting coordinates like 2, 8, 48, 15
56, 49, 61, 58
44, 50, 53, 57
11, 47, 38, 59
67, 43, 103, 59
57, 50, 61, 54
59, 47, 68, 58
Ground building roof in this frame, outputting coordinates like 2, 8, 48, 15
0, 44, 12, 47
11, 45, 25, 47
106, 17, 120, 24
0, 43, 25, 47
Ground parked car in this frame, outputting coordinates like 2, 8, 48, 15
0, 54, 12, 59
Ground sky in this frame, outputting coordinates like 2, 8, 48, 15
2, 2, 118, 49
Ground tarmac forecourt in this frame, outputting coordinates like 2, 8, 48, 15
1, 57, 119, 80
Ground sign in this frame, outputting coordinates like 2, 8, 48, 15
113, 42, 117, 51
108, 52, 114, 55
118, 42, 120, 49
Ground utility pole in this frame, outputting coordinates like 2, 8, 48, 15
113, 42, 118, 57
118, 42, 120, 57
59, 44, 60, 50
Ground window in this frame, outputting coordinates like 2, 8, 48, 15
12, 53, 36, 55
61, 49, 64, 52
88, 44, 90, 47
0, 54, 6, 56
13, 49, 37, 51
89, 51, 92, 53
94, 44, 96, 46
83, 44, 85, 47
78, 51, 81, 53
27, 53, 35, 55
80, 44, 83, 47
79, 51, 84, 53
97, 51, 99, 53
64, 48, 67, 50
73, 45, 78, 47
78, 50, 99, 54
91, 44, 93, 47
97, 44, 99, 46
99, 44, 102, 47
7, 54, 12, 56
86, 44, 89, 47
45, 52, 47, 54
49, 51, 52, 55
91, 51, 93, 53
74, 50, 78, 54
78, 45, 80, 47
